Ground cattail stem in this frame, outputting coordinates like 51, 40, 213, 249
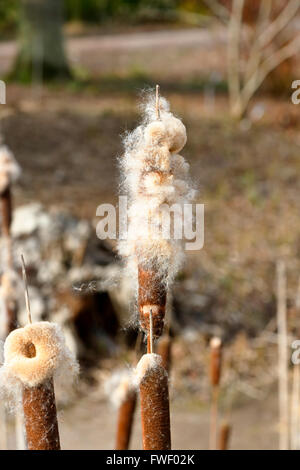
115, 390, 137, 450
0, 187, 12, 238
210, 386, 219, 450
157, 334, 172, 373
138, 265, 166, 339
139, 358, 171, 450
218, 422, 231, 450
290, 364, 300, 450
23, 377, 60, 450
209, 337, 222, 450
276, 260, 289, 450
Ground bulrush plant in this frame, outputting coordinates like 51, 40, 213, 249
118, 86, 194, 450
107, 369, 137, 450
209, 337, 222, 450
218, 421, 231, 451
0, 258, 79, 450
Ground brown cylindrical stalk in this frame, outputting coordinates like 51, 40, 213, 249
138, 355, 171, 450
6, 300, 18, 334
218, 422, 231, 450
210, 337, 222, 387
21, 340, 60, 450
157, 334, 172, 373
23, 377, 60, 450
209, 337, 222, 450
115, 390, 137, 450
138, 265, 166, 339
0, 187, 12, 238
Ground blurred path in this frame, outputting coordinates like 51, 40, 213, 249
0, 27, 227, 76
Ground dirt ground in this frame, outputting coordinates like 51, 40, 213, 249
58, 384, 278, 450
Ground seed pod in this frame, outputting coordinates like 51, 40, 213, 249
218, 422, 231, 450
210, 337, 222, 387
136, 353, 171, 450
115, 390, 137, 450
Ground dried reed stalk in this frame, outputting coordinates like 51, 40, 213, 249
276, 260, 289, 450
115, 390, 137, 450
290, 364, 300, 450
218, 421, 231, 450
138, 355, 171, 450
209, 337, 222, 450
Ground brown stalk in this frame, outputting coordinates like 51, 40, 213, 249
139, 361, 171, 450
157, 334, 172, 373
218, 422, 231, 450
209, 337, 222, 450
1, 186, 17, 334
1, 187, 12, 238
23, 377, 60, 450
115, 390, 137, 450
138, 265, 166, 339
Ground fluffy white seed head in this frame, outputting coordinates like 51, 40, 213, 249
118, 92, 194, 290
0, 145, 21, 194
104, 368, 135, 407
1, 321, 79, 388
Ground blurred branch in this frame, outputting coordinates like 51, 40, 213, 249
258, 0, 300, 49
227, 0, 244, 117
202, 0, 230, 24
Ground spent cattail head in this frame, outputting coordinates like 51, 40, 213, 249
119, 89, 195, 337
135, 353, 171, 450
210, 337, 222, 387
0, 145, 21, 195
1, 321, 79, 389
105, 368, 136, 409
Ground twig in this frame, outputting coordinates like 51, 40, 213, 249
21, 254, 32, 325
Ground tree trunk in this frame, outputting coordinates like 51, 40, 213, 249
10, 0, 71, 82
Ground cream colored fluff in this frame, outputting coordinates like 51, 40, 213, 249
104, 368, 135, 408
119, 93, 195, 288
134, 353, 164, 385
2, 321, 78, 387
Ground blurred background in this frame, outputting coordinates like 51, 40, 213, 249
0, 0, 300, 450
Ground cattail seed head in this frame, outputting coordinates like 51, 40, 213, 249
210, 337, 222, 387
119, 91, 194, 335
2, 321, 78, 388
